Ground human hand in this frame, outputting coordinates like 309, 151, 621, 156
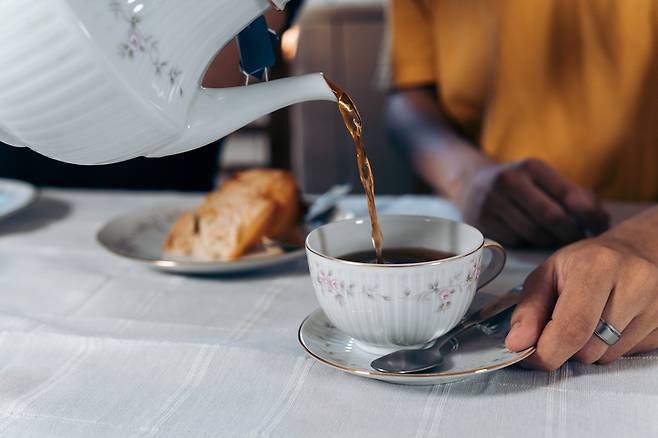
457, 158, 609, 247
505, 237, 658, 370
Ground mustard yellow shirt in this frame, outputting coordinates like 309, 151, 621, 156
390, 0, 658, 201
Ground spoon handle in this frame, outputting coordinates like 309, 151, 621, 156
428, 286, 524, 351
370, 286, 525, 373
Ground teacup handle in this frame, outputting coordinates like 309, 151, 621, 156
476, 239, 507, 290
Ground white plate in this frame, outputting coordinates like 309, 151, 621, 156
97, 200, 306, 274
0, 178, 36, 222
299, 308, 535, 385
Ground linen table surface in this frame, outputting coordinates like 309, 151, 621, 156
0, 190, 655, 438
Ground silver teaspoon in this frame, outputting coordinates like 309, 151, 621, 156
303, 183, 351, 226
370, 286, 523, 374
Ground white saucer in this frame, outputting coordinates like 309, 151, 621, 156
96, 201, 306, 274
299, 308, 535, 385
0, 178, 36, 222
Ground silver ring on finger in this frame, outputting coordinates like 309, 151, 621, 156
594, 318, 622, 346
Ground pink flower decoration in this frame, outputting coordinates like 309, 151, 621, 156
318, 272, 338, 292
129, 31, 140, 49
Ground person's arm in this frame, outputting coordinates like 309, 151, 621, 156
506, 206, 658, 369
387, 87, 492, 209
386, 87, 609, 247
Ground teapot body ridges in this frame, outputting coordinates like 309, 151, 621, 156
0, 0, 337, 165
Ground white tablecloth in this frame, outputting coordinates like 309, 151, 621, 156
0, 190, 656, 438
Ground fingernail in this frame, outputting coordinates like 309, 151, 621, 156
505, 322, 522, 349
508, 321, 521, 336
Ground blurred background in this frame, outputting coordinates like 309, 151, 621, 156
0, 0, 418, 194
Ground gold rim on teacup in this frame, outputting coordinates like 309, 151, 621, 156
305, 214, 485, 268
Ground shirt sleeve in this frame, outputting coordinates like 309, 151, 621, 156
389, 0, 436, 88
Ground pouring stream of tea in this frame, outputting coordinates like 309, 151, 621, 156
326, 78, 384, 263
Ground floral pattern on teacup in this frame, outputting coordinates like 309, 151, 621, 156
466, 258, 482, 284
311, 259, 480, 312
314, 268, 389, 304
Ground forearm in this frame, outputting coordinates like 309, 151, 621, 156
600, 206, 658, 264
386, 87, 492, 200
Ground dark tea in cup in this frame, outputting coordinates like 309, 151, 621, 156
339, 247, 456, 264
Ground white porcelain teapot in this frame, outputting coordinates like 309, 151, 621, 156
0, 0, 336, 164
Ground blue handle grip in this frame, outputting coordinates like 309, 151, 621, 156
236, 15, 279, 81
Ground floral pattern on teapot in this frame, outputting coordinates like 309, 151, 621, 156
110, 0, 184, 97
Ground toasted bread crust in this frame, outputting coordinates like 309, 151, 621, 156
163, 169, 300, 261
163, 212, 197, 255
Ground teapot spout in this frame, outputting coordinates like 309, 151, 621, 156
147, 73, 336, 158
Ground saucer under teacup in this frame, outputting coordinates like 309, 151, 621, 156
298, 308, 534, 385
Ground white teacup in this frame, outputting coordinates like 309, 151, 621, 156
305, 215, 506, 353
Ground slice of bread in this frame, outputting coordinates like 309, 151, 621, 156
193, 196, 276, 261
224, 169, 299, 239
163, 169, 300, 261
